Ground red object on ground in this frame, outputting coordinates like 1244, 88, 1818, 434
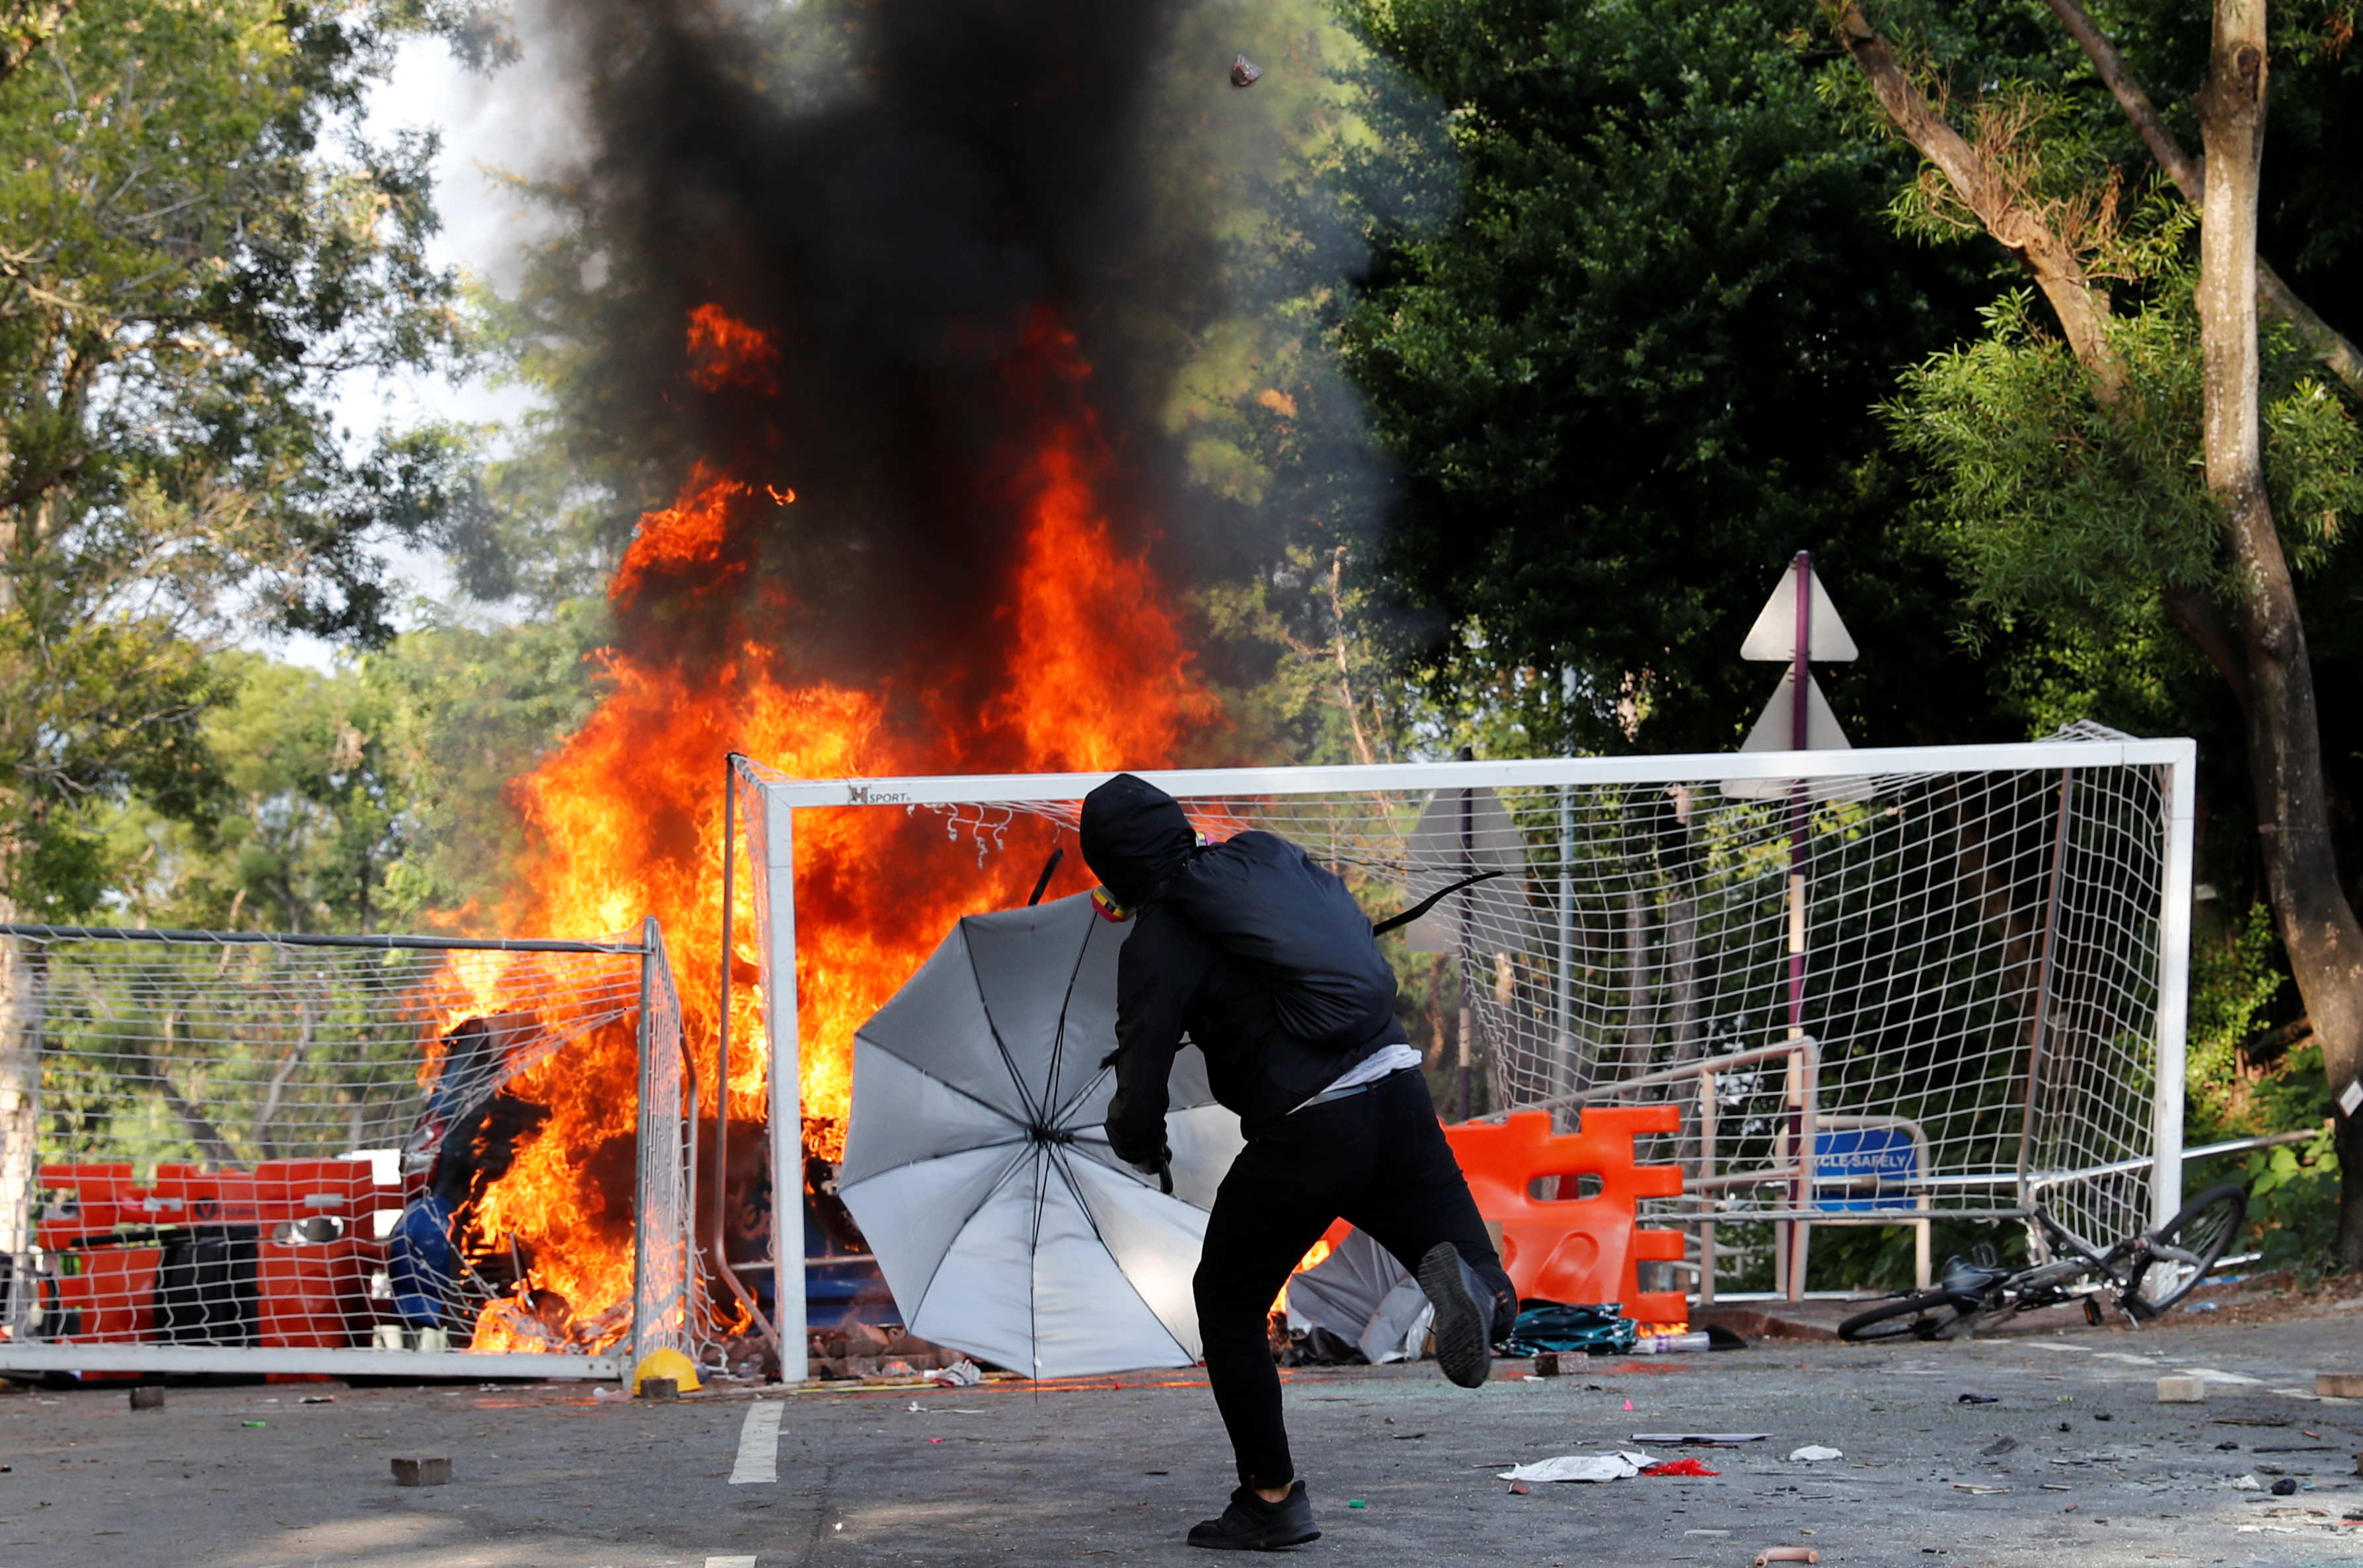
1440, 1108, 1687, 1322
32, 1162, 392, 1360
1641, 1458, 1719, 1477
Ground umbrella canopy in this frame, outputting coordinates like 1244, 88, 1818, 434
838, 891, 1244, 1378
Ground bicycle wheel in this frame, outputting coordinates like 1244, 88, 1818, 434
2120, 1183, 2247, 1314
1838, 1290, 1966, 1343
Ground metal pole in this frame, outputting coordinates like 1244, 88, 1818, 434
1781, 550, 1811, 1296
716, 762, 735, 1282
1457, 753, 1474, 1122
2150, 744, 2197, 1227
630, 916, 655, 1379
760, 786, 809, 1382
1556, 785, 1575, 1124
1696, 1071, 1717, 1307
2013, 771, 2075, 1208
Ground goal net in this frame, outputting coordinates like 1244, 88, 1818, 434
0, 923, 703, 1380
733, 728, 2193, 1305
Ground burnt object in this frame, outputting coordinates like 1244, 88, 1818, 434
391, 1456, 452, 1487
640, 1378, 680, 1401
128, 1386, 165, 1411
1230, 54, 1262, 87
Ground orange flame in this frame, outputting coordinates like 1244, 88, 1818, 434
451, 306, 1222, 1349
685, 303, 779, 393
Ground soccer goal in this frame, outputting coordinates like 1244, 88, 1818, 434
0, 922, 701, 1381
730, 727, 2200, 1324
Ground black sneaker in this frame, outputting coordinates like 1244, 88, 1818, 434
1185, 1480, 1320, 1550
1418, 1242, 1493, 1389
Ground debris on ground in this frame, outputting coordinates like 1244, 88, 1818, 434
1229, 54, 1262, 87
2156, 1375, 2205, 1402
1497, 1451, 1659, 1483
926, 1359, 983, 1388
1957, 1393, 1999, 1405
391, 1456, 451, 1487
1632, 1432, 1768, 1446
1754, 1549, 1818, 1565
1500, 1302, 1639, 1359
1640, 1457, 1719, 1477
1980, 1437, 2019, 1456
2227, 1474, 2264, 1491
1787, 1445, 1843, 1463
2270, 1477, 2300, 1495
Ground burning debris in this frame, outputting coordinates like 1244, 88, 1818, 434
443, 0, 1246, 1356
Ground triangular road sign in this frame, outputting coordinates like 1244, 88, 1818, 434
1741, 559, 1858, 662
1739, 666, 1850, 753
1721, 668, 1875, 802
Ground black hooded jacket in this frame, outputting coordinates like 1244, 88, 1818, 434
1080, 774, 1404, 1160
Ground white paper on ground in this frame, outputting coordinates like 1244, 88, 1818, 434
1497, 1451, 1659, 1483
1787, 1444, 1844, 1462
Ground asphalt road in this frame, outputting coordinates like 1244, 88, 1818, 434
2, 1305, 2359, 1567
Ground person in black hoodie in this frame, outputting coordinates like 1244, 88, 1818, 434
1080, 772, 1515, 1551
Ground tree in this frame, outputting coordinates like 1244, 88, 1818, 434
0, 0, 483, 1248
1830, 0, 2363, 1259
1328, 0, 2019, 757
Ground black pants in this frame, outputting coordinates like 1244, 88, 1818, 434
1193, 1068, 1514, 1489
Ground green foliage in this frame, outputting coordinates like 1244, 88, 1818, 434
364, 604, 610, 924
2239, 1110, 2341, 1275
1889, 277, 2363, 648
88, 603, 609, 936
0, 0, 482, 917
1329, 0, 2003, 755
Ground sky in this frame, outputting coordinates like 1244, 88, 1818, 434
274, 24, 576, 668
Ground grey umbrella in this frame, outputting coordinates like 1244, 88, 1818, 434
837, 891, 1244, 1378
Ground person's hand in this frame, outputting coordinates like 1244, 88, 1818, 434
1127, 1143, 1173, 1179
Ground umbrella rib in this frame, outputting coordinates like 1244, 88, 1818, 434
1028, 1143, 1051, 1380
901, 1142, 1033, 1328
1046, 1061, 1114, 1130
962, 916, 1047, 1129
852, 1037, 1036, 1130
841, 1132, 1030, 1189
1045, 1146, 1193, 1366
1037, 915, 1099, 1129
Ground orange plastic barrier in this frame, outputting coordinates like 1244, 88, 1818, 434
35, 1160, 384, 1250
30, 1161, 392, 1357
1442, 1107, 1687, 1324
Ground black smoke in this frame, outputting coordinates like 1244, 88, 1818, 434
536, 0, 1232, 693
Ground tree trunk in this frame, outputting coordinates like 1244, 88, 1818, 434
2194, 0, 2363, 1263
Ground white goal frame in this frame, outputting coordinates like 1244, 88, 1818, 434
730, 735, 2198, 1343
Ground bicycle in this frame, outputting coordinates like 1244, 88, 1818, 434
1836, 1183, 2247, 1343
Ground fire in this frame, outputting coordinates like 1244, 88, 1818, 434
685, 303, 778, 393
448, 305, 1222, 1351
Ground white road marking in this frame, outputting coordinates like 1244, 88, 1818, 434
2177, 1366, 2261, 1384
730, 1401, 783, 1485
706, 1558, 759, 1567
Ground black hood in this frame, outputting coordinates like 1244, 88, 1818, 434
1080, 773, 1193, 907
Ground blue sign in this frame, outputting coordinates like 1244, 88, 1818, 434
1811, 1127, 1922, 1213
